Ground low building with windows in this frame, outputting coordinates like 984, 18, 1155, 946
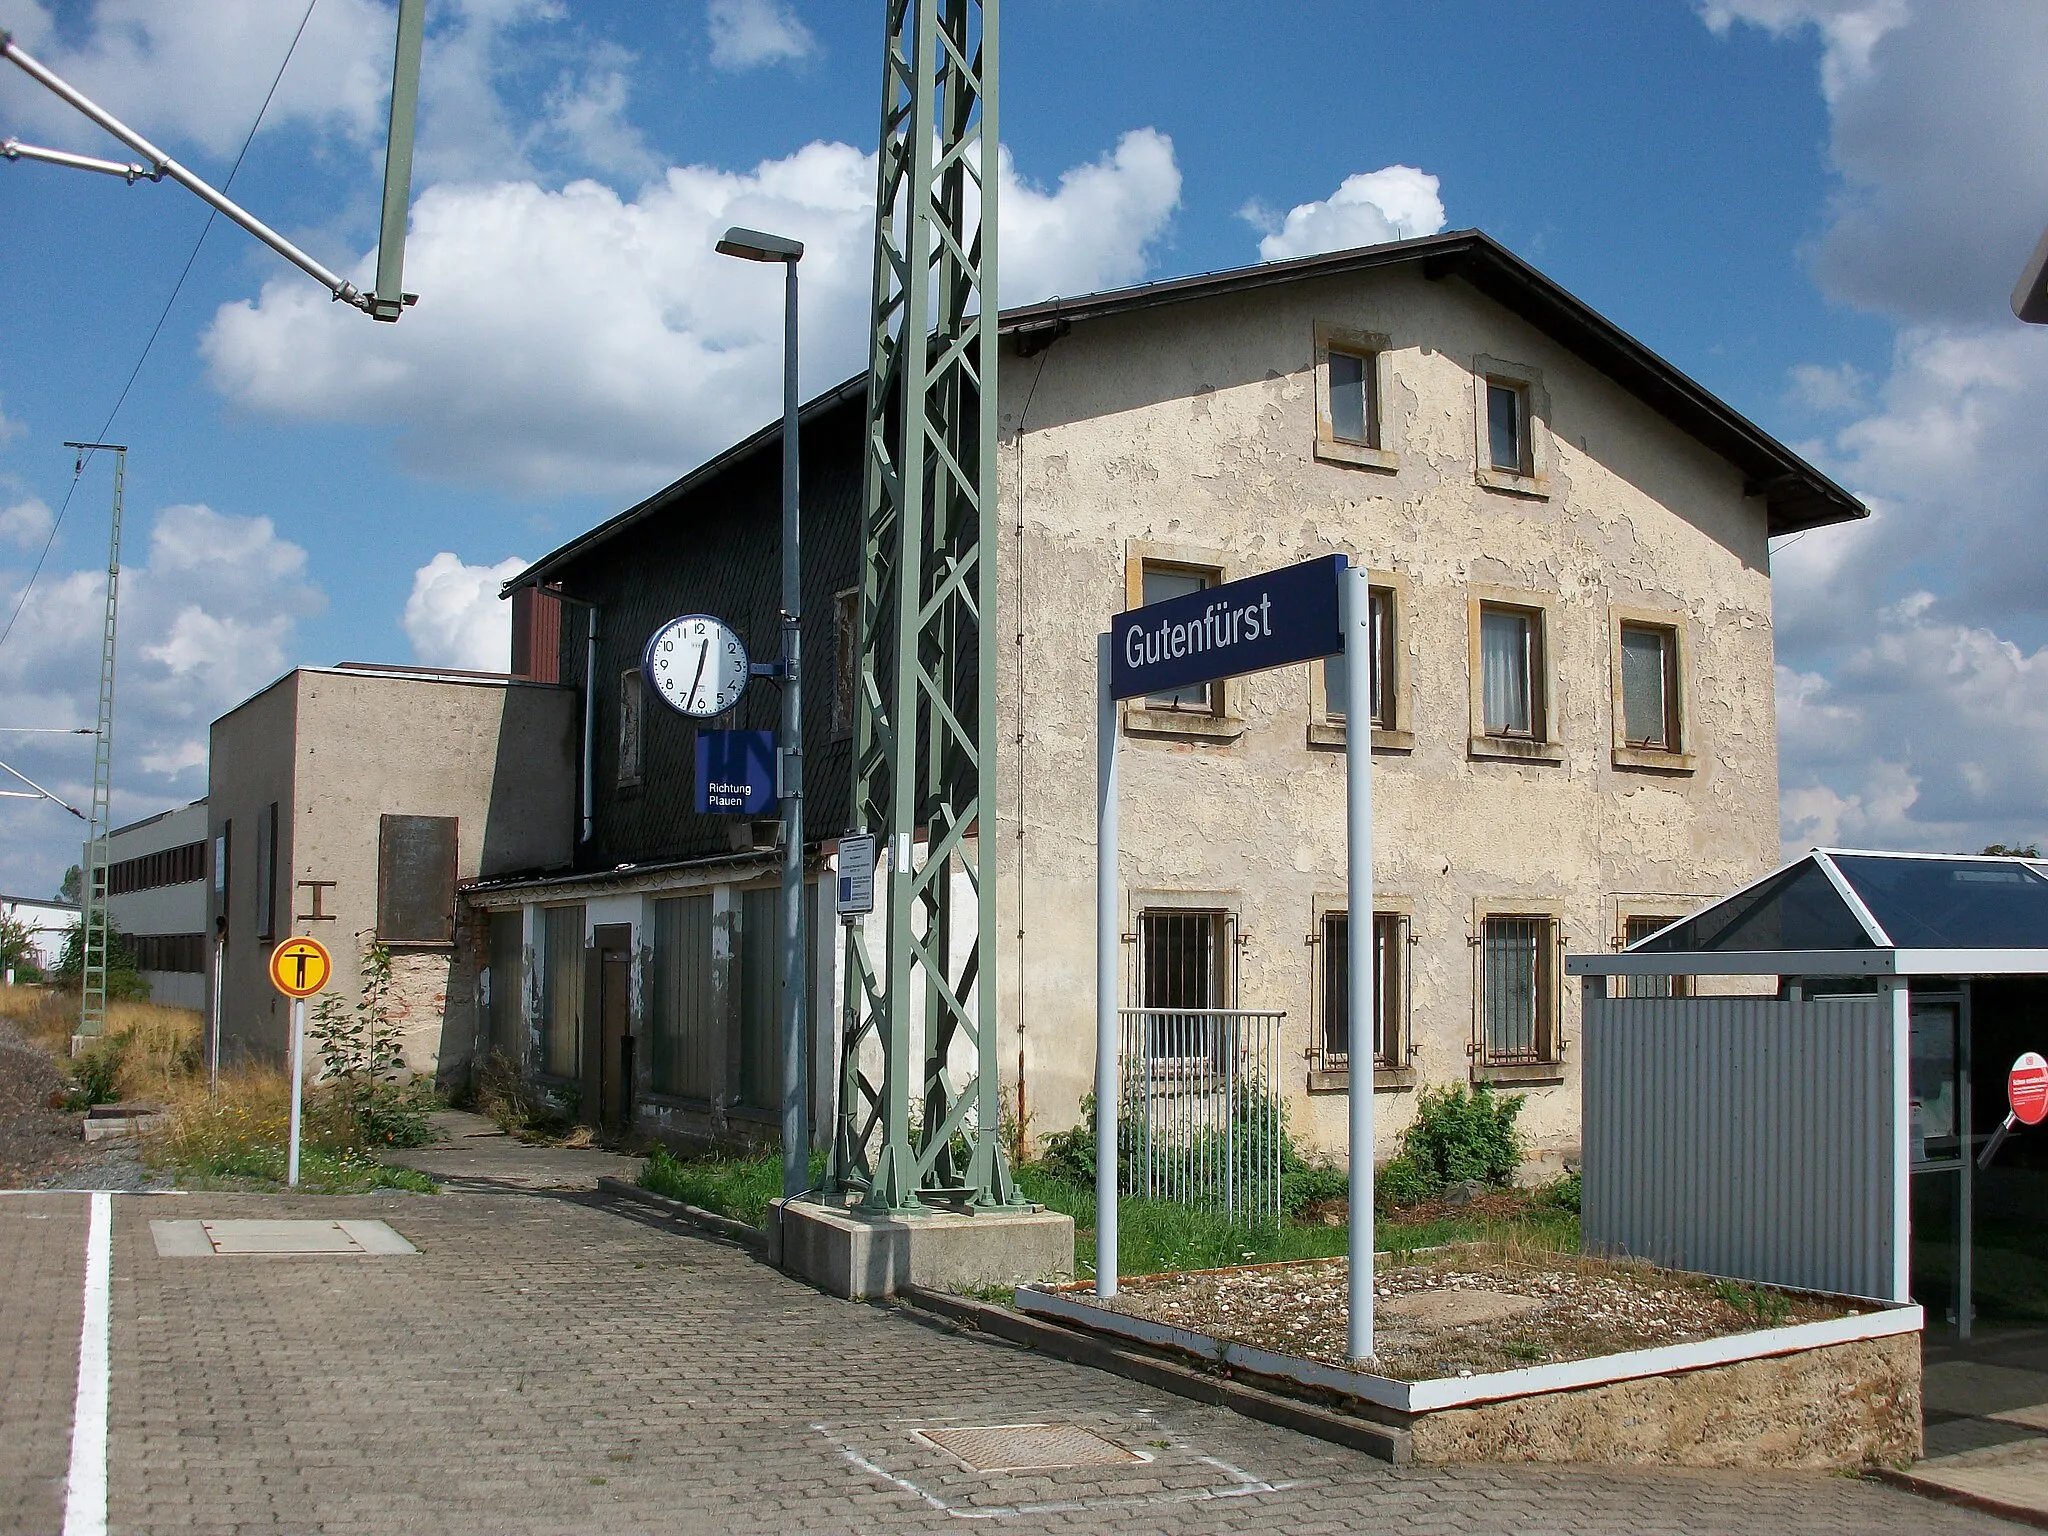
1, 892, 77, 979
206, 663, 577, 1080
97, 798, 211, 1009
474, 230, 1865, 1168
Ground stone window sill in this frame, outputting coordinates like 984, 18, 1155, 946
1471, 1061, 1566, 1087
1612, 745, 1697, 774
1124, 708, 1245, 743
1308, 1065, 1416, 1094
1308, 722, 1415, 753
1476, 467, 1550, 499
1467, 734, 1564, 764
1314, 439, 1399, 473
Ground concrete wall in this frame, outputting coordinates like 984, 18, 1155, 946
991, 266, 1782, 1162
209, 674, 298, 1065
209, 669, 576, 1080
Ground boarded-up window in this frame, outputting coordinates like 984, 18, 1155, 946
486, 909, 525, 1062
832, 588, 859, 740
377, 814, 458, 943
651, 894, 717, 1099
738, 887, 782, 1111
617, 669, 645, 788
255, 802, 278, 941
541, 904, 583, 1078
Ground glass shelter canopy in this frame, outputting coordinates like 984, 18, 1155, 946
1569, 850, 2048, 980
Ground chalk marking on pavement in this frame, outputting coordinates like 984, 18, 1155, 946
63, 1190, 111, 1536
814, 1425, 1297, 1520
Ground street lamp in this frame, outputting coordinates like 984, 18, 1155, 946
717, 224, 809, 1201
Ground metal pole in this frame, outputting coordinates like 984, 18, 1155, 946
207, 923, 224, 1106
779, 254, 809, 1202
1095, 633, 1119, 1298
1341, 562, 1376, 1363
370, 0, 426, 320
287, 996, 305, 1188
581, 609, 598, 843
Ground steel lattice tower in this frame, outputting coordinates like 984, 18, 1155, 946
833, 0, 1015, 1211
70, 441, 125, 1043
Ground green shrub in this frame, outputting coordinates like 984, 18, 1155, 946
1376, 1084, 1525, 1209
49, 923, 151, 1001
68, 1029, 130, 1107
1541, 1169, 1582, 1214
310, 937, 436, 1148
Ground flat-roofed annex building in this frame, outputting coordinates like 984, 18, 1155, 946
472, 230, 1865, 1169
96, 798, 211, 1010
207, 663, 577, 1081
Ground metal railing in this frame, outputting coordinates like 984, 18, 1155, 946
1117, 1008, 1285, 1225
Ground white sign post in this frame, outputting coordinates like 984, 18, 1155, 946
268, 936, 332, 1190
1094, 556, 1374, 1358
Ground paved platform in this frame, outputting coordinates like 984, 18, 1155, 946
0, 1183, 2028, 1535
378, 1109, 645, 1191
1898, 1327, 2048, 1527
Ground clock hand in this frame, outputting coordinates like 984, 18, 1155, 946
684, 639, 711, 712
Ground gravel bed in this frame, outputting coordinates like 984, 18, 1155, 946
0, 1016, 174, 1191
1095, 1248, 1862, 1381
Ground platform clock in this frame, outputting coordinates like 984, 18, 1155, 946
643, 613, 749, 718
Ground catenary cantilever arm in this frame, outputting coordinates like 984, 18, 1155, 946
2, 136, 160, 182
2, 29, 382, 316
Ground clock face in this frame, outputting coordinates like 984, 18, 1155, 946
642, 614, 749, 719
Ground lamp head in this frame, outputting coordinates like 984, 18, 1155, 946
717, 225, 804, 263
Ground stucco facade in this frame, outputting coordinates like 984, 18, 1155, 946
993, 263, 1784, 1162
207, 665, 576, 1081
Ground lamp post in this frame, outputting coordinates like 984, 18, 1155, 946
717, 224, 809, 1201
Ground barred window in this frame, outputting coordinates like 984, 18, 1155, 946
1618, 914, 1692, 999
1480, 914, 1557, 1065
1316, 910, 1405, 1073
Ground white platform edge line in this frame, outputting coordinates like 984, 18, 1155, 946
62, 1190, 110, 1536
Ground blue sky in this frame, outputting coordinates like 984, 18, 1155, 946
2, 0, 2045, 898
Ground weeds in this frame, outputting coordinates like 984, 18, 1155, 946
639, 1146, 825, 1226
1711, 1277, 1792, 1326
309, 937, 436, 1148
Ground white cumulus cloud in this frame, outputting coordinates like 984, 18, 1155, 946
1245, 166, 1446, 263
0, 500, 323, 895
706, 0, 815, 70
0, 497, 53, 550
200, 131, 1183, 498
402, 552, 527, 671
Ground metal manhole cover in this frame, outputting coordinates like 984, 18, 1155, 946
915, 1424, 1147, 1473
150, 1219, 418, 1256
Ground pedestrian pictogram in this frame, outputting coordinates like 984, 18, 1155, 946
268, 936, 332, 998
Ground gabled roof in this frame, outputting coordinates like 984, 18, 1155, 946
1568, 850, 2048, 978
510, 230, 1864, 595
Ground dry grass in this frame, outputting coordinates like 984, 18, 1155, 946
0, 985, 204, 1098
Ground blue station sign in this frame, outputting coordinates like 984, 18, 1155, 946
1109, 553, 1346, 702
695, 729, 778, 815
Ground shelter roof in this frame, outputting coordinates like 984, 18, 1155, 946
1567, 850, 2048, 978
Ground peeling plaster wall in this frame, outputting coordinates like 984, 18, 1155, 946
993, 267, 1781, 1162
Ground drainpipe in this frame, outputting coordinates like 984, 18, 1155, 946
582, 605, 598, 844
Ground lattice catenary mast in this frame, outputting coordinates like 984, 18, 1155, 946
66, 442, 124, 1043
834, 0, 1017, 1210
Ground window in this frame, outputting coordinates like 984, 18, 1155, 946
1315, 910, 1406, 1074
214, 824, 229, 928
130, 933, 207, 973
1479, 913, 1558, 1066
1615, 618, 1687, 761
107, 841, 207, 896
486, 909, 525, 1062
651, 894, 717, 1099
254, 802, 278, 941
1314, 324, 1395, 470
1137, 906, 1229, 1058
540, 904, 583, 1079
1480, 604, 1543, 739
832, 587, 859, 740
376, 814, 458, 944
1323, 585, 1395, 729
1486, 381, 1525, 472
1618, 914, 1691, 999
1140, 564, 1217, 713
617, 669, 645, 788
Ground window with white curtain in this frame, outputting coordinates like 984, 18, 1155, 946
1480, 604, 1542, 739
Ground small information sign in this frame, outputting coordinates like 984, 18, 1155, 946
268, 936, 332, 998
2011, 1052, 2048, 1126
837, 833, 877, 919
695, 729, 778, 815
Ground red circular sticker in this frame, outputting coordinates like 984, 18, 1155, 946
2010, 1052, 2048, 1127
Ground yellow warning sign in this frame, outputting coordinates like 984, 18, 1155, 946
268, 936, 332, 998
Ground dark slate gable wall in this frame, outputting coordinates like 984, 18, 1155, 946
550, 397, 866, 871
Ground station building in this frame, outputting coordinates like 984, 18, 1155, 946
460, 230, 1865, 1169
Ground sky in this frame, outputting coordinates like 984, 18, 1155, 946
0, 0, 2045, 901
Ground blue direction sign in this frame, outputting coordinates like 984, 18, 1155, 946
696, 729, 777, 815
1110, 553, 1345, 702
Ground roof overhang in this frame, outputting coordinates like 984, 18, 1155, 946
1568, 948, 2048, 978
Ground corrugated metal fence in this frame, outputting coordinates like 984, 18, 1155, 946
1583, 991, 1903, 1301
